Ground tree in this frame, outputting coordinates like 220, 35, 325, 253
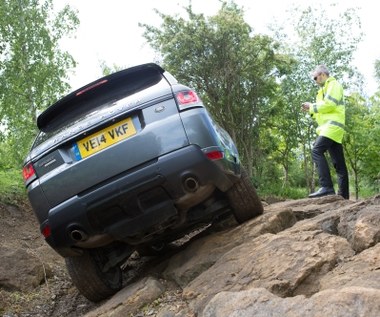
0, 0, 79, 166
344, 93, 380, 198
100, 60, 125, 77
140, 1, 291, 178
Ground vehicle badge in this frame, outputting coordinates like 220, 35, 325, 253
154, 105, 165, 113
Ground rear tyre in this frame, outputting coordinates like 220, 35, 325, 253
65, 249, 122, 302
227, 168, 264, 223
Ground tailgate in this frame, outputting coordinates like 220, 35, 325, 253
33, 97, 188, 207
28, 64, 189, 207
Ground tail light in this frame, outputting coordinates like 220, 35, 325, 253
175, 90, 201, 110
22, 163, 37, 184
41, 223, 52, 238
205, 150, 224, 161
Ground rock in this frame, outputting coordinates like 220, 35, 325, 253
341, 205, 380, 252
201, 286, 380, 317
0, 246, 52, 291
83, 277, 165, 317
163, 208, 297, 287
320, 243, 380, 290
2, 195, 380, 317
183, 230, 354, 312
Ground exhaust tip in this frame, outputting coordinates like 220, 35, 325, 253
183, 176, 199, 193
70, 229, 88, 242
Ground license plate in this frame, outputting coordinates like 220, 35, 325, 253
74, 117, 136, 159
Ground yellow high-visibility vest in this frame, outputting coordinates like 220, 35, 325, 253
309, 76, 345, 143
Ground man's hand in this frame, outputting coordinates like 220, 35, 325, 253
301, 102, 311, 112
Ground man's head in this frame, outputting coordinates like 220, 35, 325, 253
312, 65, 330, 86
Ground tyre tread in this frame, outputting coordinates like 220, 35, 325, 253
65, 251, 122, 302
227, 168, 264, 223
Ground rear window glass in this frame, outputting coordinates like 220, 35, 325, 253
33, 67, 165, 147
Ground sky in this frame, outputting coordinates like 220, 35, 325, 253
53, 0, 379, 95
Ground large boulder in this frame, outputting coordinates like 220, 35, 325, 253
0, 246, 52, 291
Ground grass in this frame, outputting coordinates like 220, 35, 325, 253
0, 289, 43, 316
0, 168, 27, 204
258, 184, 309, 201
258, 183, 379, 202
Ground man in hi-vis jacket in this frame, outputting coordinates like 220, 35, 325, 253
301, 65, 349, 199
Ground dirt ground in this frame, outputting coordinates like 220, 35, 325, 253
0, 200, 103, 316
0, 199, 199, 317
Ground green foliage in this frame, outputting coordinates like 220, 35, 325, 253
100, 60, 125, 76
140, 1, 293, 179
258, 185, 308, 201
362, 97, 380, 191
358, 179, 380, 198
0, 168, 26, 204
373, 59, 380, 89
0, 0, 79, 166
344, 93, 379, 198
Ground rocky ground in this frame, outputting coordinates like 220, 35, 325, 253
0, 198, 97, 317
1, 194, 380, 317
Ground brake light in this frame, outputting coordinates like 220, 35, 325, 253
76, 79, 108, 96
205, 151, 224, 160
22, 163, 36, 182
176, 90, 200, 110
41, 224, 51, 238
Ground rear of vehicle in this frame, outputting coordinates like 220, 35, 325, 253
23, 63, 263, 301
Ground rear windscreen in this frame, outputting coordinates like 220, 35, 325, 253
39, 67, 163, 132
33, 66, 165, 148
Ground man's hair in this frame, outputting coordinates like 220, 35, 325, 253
312, 64, 330, 76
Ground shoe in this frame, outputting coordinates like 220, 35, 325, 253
338, 193, 350, 200
308, 187, 335, 198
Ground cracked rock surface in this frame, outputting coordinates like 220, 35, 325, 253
1, 194, 379, 317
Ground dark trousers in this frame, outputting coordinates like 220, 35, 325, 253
312, 136, 349, 199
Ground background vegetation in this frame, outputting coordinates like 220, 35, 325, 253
0, 0, 379, 203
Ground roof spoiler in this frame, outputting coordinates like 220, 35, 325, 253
37, 63, 165, 131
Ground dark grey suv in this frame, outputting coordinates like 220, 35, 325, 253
23, 63, 263, 302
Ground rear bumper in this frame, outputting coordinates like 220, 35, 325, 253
42, 145, 236, 257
